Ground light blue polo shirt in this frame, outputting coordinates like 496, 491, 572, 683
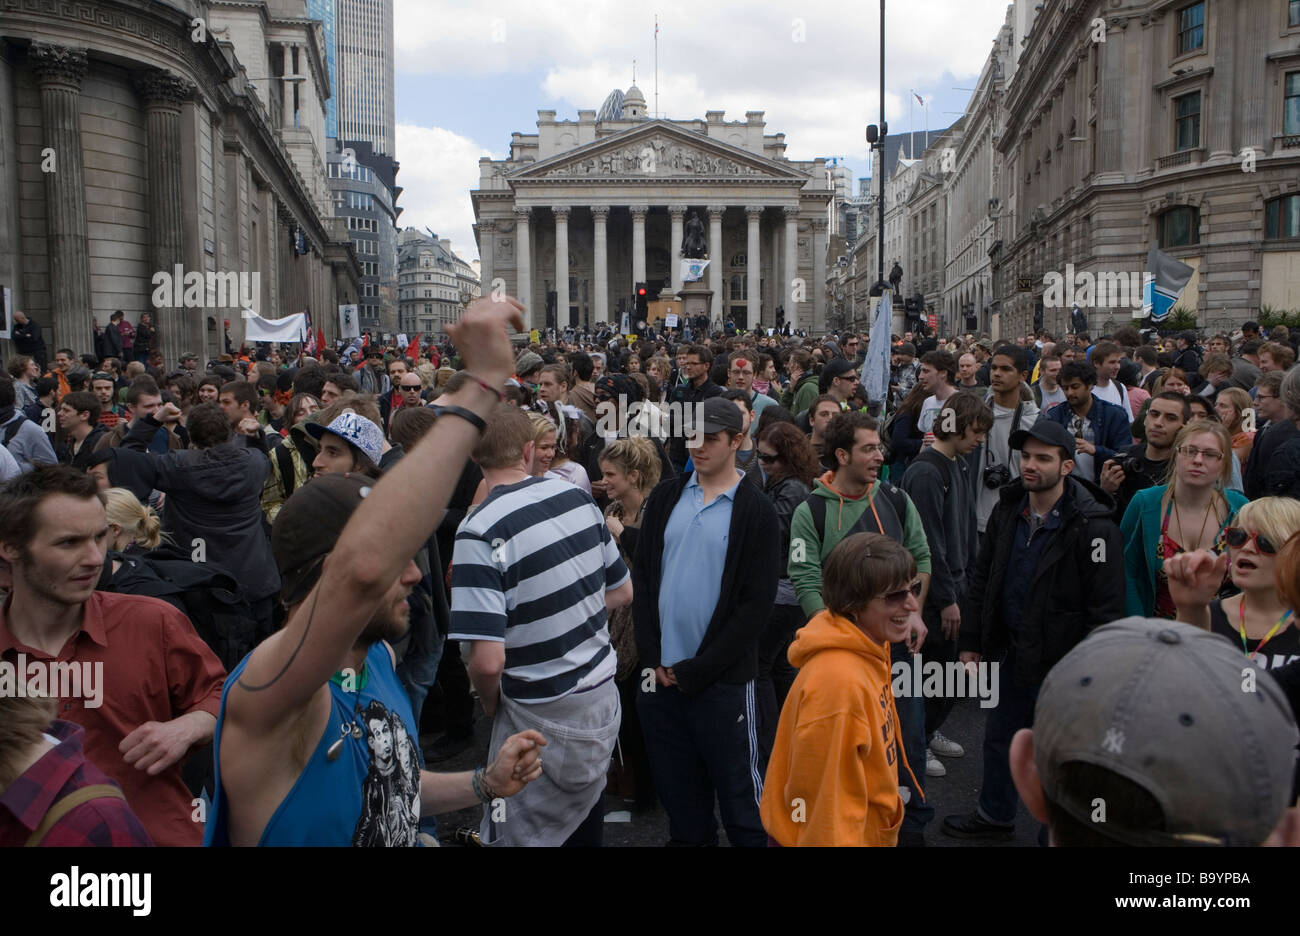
658, 471, 740, 666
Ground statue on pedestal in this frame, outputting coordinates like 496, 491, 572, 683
682, 211, 707, 259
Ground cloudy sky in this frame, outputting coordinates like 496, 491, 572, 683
392, 0, 1016, 263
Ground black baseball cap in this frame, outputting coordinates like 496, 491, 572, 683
699, 396, 744, 434
272, 473, 376, 605
822, 358, 857, 383
1010, 420, 1076, 460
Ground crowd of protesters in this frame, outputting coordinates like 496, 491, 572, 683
2, 300, 1300, 848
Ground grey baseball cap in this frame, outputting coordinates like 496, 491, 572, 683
698, 395, 743, 434
1033, 617, 1298, 846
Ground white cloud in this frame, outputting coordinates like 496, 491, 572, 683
394, 123, 496, 263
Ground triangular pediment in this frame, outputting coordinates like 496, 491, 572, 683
507, 120, 809, 183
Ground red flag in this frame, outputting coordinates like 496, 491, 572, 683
315, 326, 326, 356
361, 332, 370, 349
405, 333, 420, 360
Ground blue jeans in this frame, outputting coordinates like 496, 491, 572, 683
637, 680, 766, 847
892, 642, 934, 833
977, 651, 1040, 826
397, 631, 446, 729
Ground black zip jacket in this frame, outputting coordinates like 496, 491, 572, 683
959, 474, 1124, 687
632, 471, 779, 695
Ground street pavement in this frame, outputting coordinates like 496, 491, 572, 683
425, 692, 1041, 847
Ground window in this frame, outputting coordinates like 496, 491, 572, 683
1266, 195, 1300, 239
1158, 206, 1200, 247
1175, 91, 1201, 151
730, 274, 747, 301
1292, 0, 1300, 26
1177, 2, 1204, 55
1287, 73, 1300, 135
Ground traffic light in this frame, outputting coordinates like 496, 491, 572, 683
635, 282, 648, 318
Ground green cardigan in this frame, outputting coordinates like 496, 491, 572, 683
1121, 484, 1247, 617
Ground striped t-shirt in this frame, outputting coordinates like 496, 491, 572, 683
448, 476, 628, 704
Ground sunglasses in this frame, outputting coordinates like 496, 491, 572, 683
880, 581, 923, 606
1224, 528, 1279, 556
757, 452, 780, 463
400, 384, 422, 390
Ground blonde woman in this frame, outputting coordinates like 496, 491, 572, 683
1121, 419, 1246, 618
526, 411, 557, 477
103, 487, 164, 558
1214, 387, 1255, 465
1167, 497, 1300, 670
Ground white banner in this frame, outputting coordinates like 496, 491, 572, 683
243, 311, 306, 343
664, 313, 679, 328
396, 333, 409, 348
339, 304, 360, 339
681, 259, 709, 282
0, 286, 10, 339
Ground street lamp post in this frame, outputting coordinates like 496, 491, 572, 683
865, 0, 889, 300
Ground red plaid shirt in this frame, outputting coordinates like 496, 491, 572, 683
0, 720, 152, 846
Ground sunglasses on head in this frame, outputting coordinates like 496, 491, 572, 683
1224, 528, 1279, 556
880, 581, 923, 605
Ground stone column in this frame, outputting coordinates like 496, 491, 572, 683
812, 217, 828, 335
745, 206, 762, 330
1095, 24, 1124, 178
770, 222, 781, 321
1207, 0, 1236, 162
630, 205, 648, 289
592, 205, 609, 327
1238, 0, 1269, 153
707, 205, 724, 323
553, 206, 569, 328
282, 44, 294, 128
669, 204, 686, 295
479, 218, 495, 299
133, 67, 195, 367
784, 206, 799, 330
513, 207, 532, 325
30, 42, 93, 357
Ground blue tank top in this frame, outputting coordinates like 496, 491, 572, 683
204, 642, 424, 846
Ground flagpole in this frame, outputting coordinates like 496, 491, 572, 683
654, 15, 659, 117
909, 91, 914, 159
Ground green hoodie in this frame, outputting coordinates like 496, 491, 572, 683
782, 373, 821, 416
788, 470, 932, 618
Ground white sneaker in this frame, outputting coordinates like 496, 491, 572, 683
925, 749, 947, 777
930, 732, 965, 759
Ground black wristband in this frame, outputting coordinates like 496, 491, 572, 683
438, 404, 487, 433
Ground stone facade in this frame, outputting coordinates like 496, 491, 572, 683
471, 98, 833, 333
0, 0, 359, 365
994, 0, 1300, 339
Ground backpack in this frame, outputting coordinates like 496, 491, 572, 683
805, 481, 911, 549
102, 550, 256, 672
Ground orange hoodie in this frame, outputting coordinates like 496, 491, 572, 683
760, 609, 922, 846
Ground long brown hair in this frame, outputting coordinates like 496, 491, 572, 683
758, 421, 820, 487
1161, 419, 1233, 518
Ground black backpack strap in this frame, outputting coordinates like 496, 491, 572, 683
876, 481, 911, 528
3, 414, 26, 448
808, 495, 827, 548
275, 443, 296, 499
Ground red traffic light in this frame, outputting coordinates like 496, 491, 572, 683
637, 287, 647, 296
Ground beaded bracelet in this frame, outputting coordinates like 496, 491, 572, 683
471, 766, 498, 803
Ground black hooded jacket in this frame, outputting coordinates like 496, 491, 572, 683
111, 413, 280, 602
959, 474, 1125, 687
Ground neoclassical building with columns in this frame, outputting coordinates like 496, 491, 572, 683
471, 87, 834, 333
